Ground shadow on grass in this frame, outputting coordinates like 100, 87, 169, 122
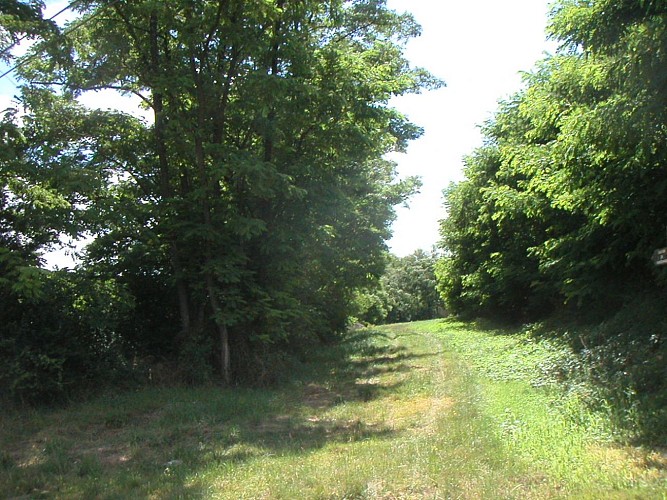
341, 328, 392, 345
0, 327, 417, 498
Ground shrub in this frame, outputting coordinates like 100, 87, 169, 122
0, 270, 136, 404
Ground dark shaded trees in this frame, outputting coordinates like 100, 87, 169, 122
1, 0, 436, 396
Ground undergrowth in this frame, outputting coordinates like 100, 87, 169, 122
429, 295, 667, 448
537, 294, 667, 446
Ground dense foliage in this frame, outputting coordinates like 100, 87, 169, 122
436, 0, 667, 435
0, 0, 437, 401
355, 249, 442, 324
437, 0, 667, 320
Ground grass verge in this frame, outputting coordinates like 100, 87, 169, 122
421, 318, 667, 499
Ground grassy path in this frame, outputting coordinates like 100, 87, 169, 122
2, 320, 666, 498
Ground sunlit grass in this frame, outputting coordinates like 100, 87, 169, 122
192, 326, 542, 499
1, 319, 666, 498
421, 318, 667, 499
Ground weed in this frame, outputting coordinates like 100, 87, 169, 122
425, 318, 667, 497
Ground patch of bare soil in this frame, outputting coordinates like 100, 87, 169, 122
302, 383, 342, 409
76, 444, 132, 466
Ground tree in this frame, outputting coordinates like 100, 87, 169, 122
8, 0, 437, 386
0, 0, 58, 63
356, 249, 442, 325
384, 249, 442, 323
437, 0, 667, 319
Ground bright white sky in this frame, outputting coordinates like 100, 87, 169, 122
0, 0, 557, 265
385, 0, 556, 256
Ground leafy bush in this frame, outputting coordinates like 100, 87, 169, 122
0, 340, 65, 403
573, 295, 667, 444
512, 294, 667, 445
177, 333, 215, 386
0, 270, 136, 404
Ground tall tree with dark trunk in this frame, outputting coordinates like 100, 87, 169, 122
8, 0, 437, 384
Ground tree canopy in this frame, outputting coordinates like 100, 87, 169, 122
0, 0, 437, 400
437, 0, 667, 321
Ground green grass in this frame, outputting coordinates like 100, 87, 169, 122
420, 319, 667, 498
1, 319, 666, 498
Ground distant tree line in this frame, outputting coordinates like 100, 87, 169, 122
0, 0, 439, 402
355, 249, 442, 325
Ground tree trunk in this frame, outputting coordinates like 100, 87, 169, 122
191, 49, 232, 383
149, 9, 192, 339
206, 274, 231, 385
